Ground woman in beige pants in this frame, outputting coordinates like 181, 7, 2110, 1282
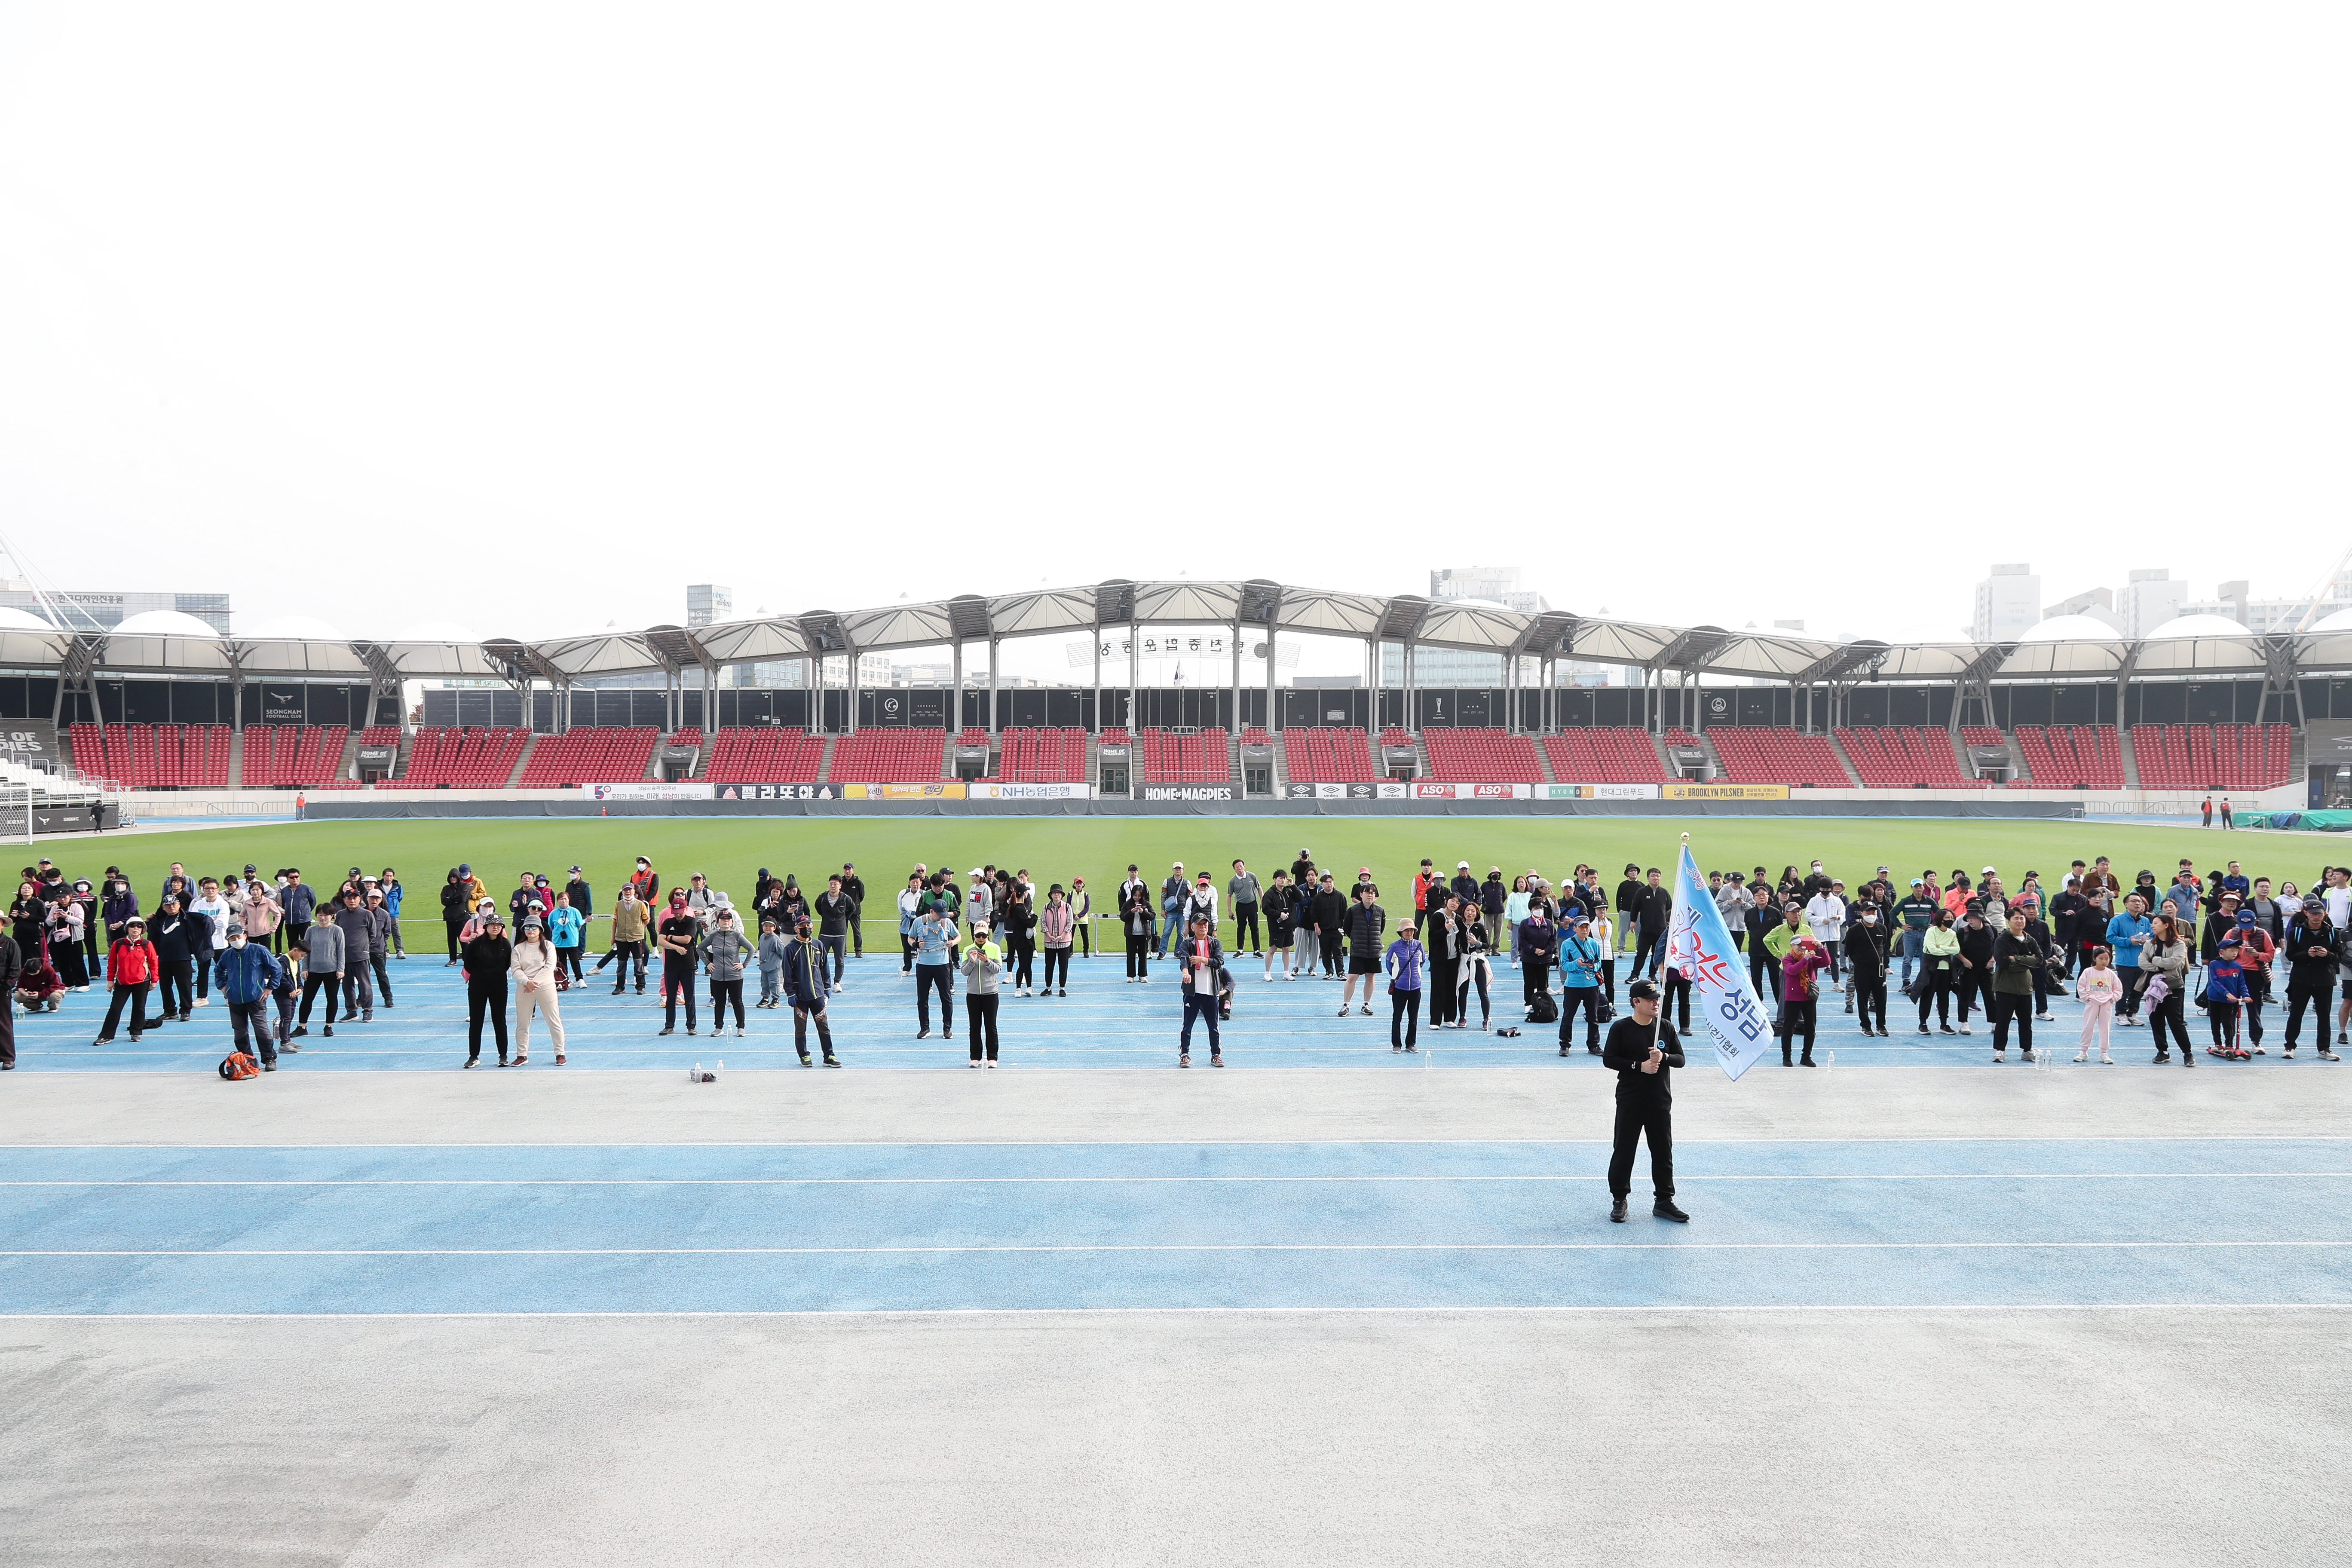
511, 918, 567, 1066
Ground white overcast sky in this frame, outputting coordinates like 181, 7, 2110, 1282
2, 4, 2346, 666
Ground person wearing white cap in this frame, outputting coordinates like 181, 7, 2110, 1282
509, 916, 566, 1066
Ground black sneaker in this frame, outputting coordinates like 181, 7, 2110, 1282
322, 1026, 333, 1038
1653, 1199, 1690, 1222
823, 1056, 840, 1068
916, 1028, 931, 1040
658, 1027, 674, 1036
1610, 1197, 1627, 1222
798, 1054, 813, 1067
291, 1026, 307, 1038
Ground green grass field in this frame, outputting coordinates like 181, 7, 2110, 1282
52, 816, 2322, 941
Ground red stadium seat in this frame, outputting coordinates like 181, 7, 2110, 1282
1542, 728, 1668, 784
698, 728, 825, 782
1278, 728, 1378, 783
1706, 728, 1850, 787
1421, 729, 1543, 784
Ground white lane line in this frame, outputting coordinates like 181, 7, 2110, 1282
8, 1173, 2352, 1186
1, 1303, 2339, 1319
9, 1136, 2345, 1148
8, 1241, 2346, 1256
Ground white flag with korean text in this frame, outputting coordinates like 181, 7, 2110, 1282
1667, 842, 1773, 1080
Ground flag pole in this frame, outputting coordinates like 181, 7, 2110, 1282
1653, 833, 1687, 1060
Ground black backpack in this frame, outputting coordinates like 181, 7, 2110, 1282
1526, 990, 1559, 1025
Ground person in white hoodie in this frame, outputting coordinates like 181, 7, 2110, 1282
188, 876, 232, 1007
509, 916, 566, 1066
1805, 883, 1849, 991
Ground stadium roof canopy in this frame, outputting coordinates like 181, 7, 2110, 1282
17, 579, 2352, 685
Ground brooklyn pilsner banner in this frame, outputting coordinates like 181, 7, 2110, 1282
1666, 840, 1775, 1080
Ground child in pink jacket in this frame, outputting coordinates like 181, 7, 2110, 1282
2074, 946, 2122, 1063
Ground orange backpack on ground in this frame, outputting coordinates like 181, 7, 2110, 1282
217, 1051, 260, 1081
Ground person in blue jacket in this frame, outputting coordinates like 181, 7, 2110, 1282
1557, 914, 1607, 1056
213, 921, 285, 1069
378, 867, 406, 958
2105, 893, 2152, 1024
2204, 937, 2251, 1058
1383, 922, 1425, 1054
548, 894, 586, 983
101, 876, 140, 975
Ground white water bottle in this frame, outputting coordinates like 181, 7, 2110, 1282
690, 1060, 700, 1082
714, 1060, 723, 1078
1824, 1050, 1834, 1070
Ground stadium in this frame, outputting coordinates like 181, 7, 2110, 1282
9, 576, 2349, 825
6, 572, 2349, 1568
10, 9, 2351, 1565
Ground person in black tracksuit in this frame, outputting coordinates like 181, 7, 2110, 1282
815, 878, 857, 987
1745, 894, 1782, 1002
441, 871, 473, 963
1954, 911, 1996, 1030
148, 896, 205, 1023
1312, 878, 1347, 978
1519, 908, 1557, 1006
1844, 902, 1890, 1036
462, 917, 512, 1065
1604, 979, 1687, 1224
1613, 865, 1645, 963
1631, 871, 1670, 981
2281, 901, 2339, 1056
656, 891, 701, 1035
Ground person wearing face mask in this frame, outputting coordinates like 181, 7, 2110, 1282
214, 921, 285, 1070
656, 890, 701, 1036
1846, 899, 1890, 1036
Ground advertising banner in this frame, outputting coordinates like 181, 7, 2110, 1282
1375, 781, 1409, 799
589, 782, 714, 801
968, 781, 1092, 801
1135, 783, 1238, 802
1406, 782, 1536, 801
1545, 783, 1663, 800
1664, 783, 1790, 801
1281, 782, 1378, 800
1666, 842, 1775, 1080
841, 782, 967, 800
715, 783, 846, 801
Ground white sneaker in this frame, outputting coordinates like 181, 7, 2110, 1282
1286, 971, 1296, 981
1262, 972, 1274, 982
735, 1026, 746, 1037
2073, 1048, 2089, 1062
836, 980, 848, 992
195, 996, 211, 1007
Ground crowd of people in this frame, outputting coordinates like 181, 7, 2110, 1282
5, 840, 2346, 1077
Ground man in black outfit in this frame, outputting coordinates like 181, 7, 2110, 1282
1613, 862, 1645, 965
814, 875, 857, 989
1604, 978, 1687, 1223
839, 863, 866, 958
1632, 867, 1670, 980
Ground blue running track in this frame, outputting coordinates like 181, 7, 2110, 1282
6, 1138, 2346, 1314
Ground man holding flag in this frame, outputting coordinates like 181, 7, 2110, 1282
1604, 977, 1687, 1222
1602, 836, 1779, 1222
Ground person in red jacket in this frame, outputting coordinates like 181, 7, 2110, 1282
94, 915, 160, 1044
